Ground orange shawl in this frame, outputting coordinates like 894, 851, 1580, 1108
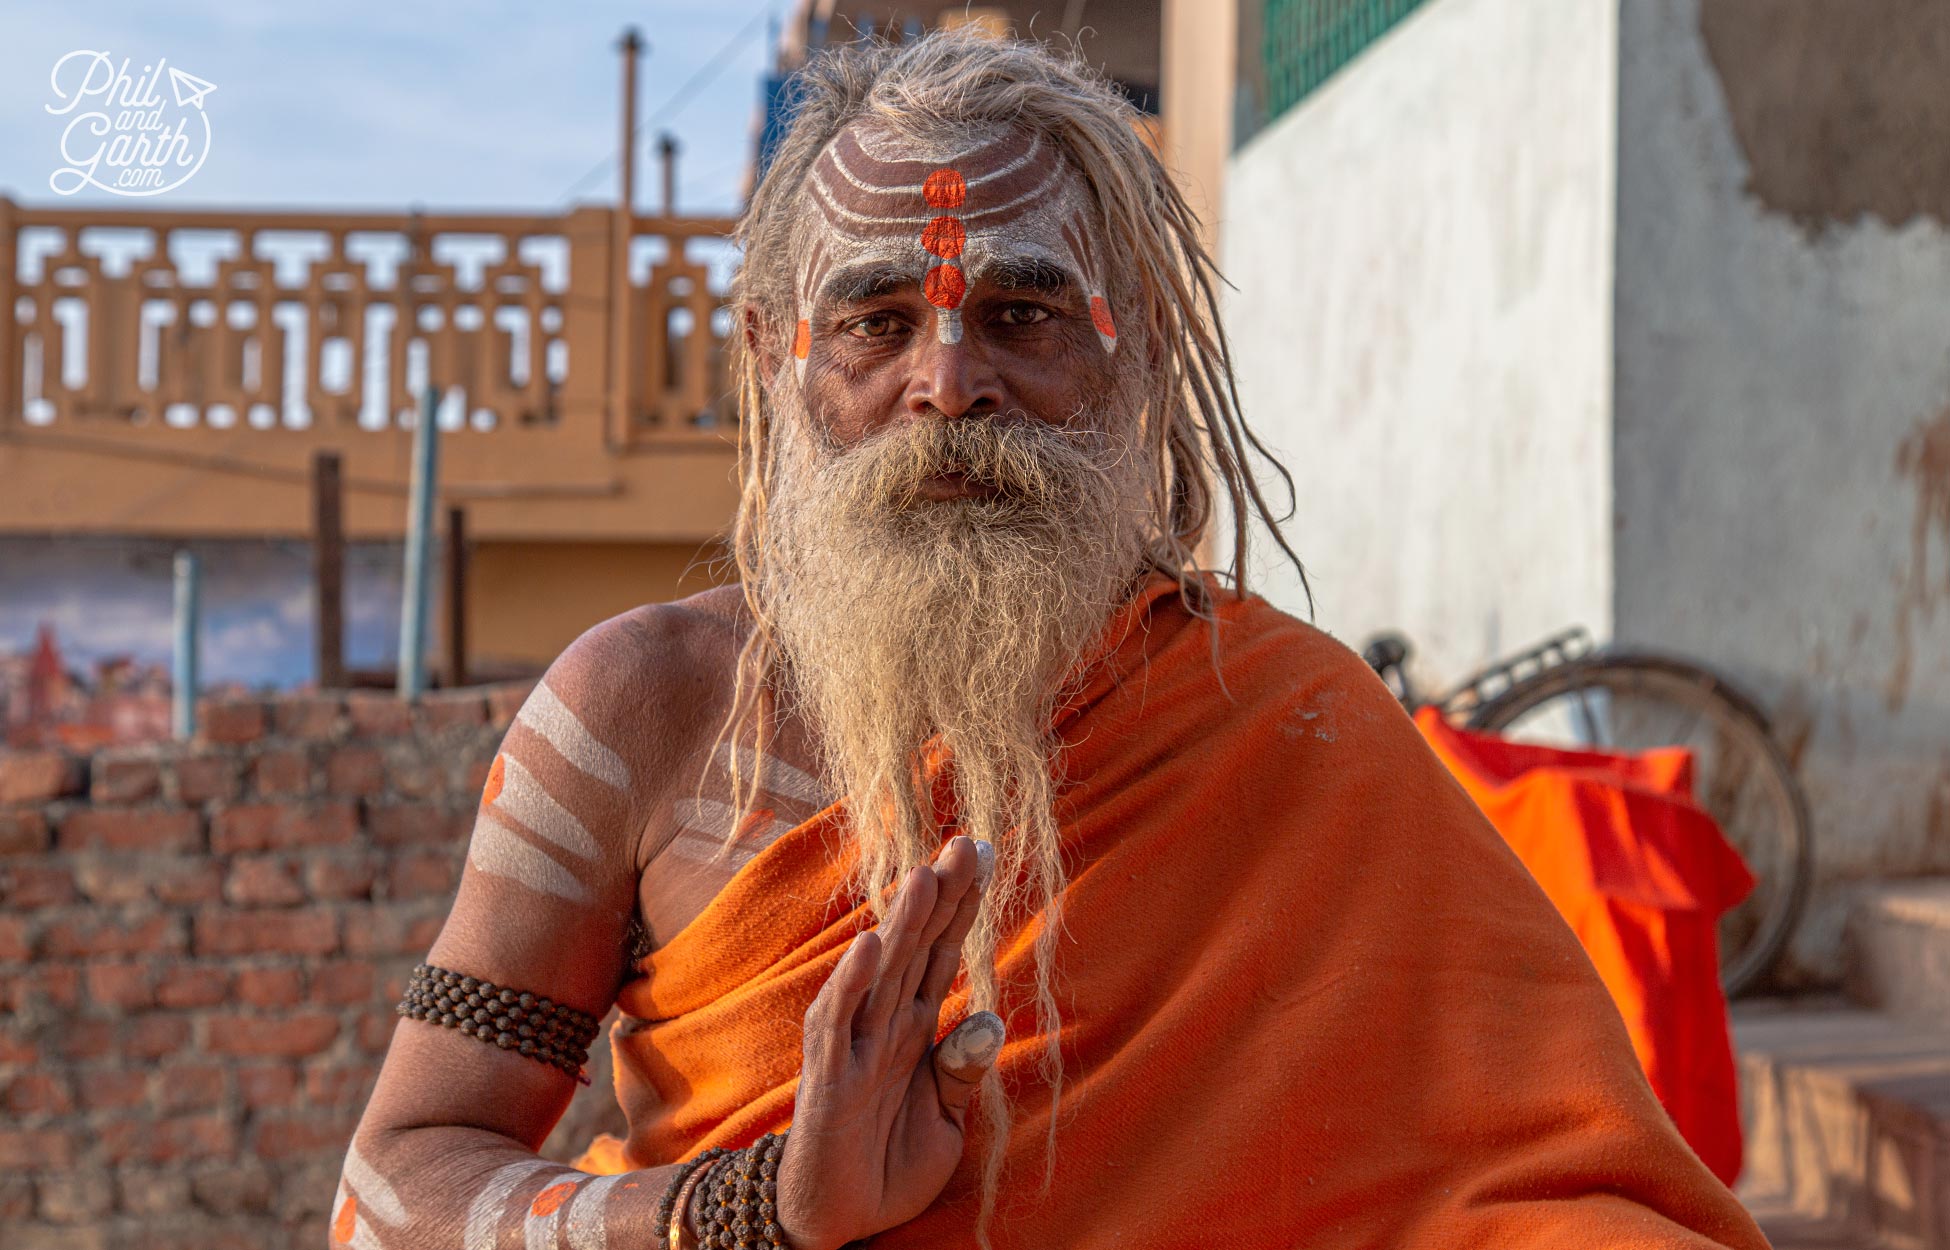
580, 573, 1766, 1249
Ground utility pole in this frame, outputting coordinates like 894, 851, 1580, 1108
312, 450, 346, 690
444, 505, 468, 690
659, 132, 679, 217
397, 385, 440, 700
609, 26, 644, 452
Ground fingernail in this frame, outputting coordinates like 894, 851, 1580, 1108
974, 840, 995, 889
938, 1011, 1005, 1079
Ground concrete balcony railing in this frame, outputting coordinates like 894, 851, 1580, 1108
0, 198, 744, 545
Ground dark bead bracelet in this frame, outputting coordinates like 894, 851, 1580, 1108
697, 1132, 790, 1249
394, 964, 603, 1083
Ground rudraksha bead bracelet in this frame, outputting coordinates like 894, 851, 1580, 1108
395, 964, 602, 1080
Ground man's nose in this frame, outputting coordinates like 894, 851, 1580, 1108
904, 325, 1004, 419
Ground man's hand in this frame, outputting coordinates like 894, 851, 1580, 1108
772, 834, 1003, 1250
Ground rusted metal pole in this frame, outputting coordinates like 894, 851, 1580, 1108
444, 505, 468, 689
397, 385, 440, 700
659, 132, 679, 217
609, 27, 644, 452
171, 551, 200, 740
312, 450, 346, 690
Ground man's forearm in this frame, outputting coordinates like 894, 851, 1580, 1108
333, 1123, 694, 1248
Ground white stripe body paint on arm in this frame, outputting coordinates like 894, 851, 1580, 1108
463, 1159, 564, 1250
493, 754, 602, 860
561, 1173, 627, 1250
518, 681, 632, 789
469, 811, 594, 903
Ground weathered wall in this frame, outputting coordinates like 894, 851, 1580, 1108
1220, 0, 1619, 688
1615, 0, 1950, 981
0, 684, 625, 1250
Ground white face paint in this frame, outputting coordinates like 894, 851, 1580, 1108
790, 119, 1119, 381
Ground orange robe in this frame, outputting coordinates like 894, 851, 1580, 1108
1414, 710, 1756, 1187
579, 572, 1768, 1249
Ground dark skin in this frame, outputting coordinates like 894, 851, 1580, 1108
343, 135, 1129, 1250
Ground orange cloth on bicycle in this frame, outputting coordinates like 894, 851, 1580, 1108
576, 572, 1766, 1249
1414, 709, 1755, 1186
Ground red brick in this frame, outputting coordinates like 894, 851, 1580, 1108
0, 862, 75, 907
357, 1012, 398, 1054
0, 1173, 29, 1221
150, 859, 224, 905
156, 1064, 226, 1111
34, 964, 78, 1009
83, 959, 154, 1010
115, 1167, 191, 1216
41, 911, 184, 959
155, 964, 230, 1009
346, 693, 411, 737
0, 1023, 35, 1064
124, 1013, 190, 1060
4, 1072, 74, 1117
91, 755, 162, 804
487, 681, 535, 728
209, 801, 356, 853
323, 745, 385, 797
416, 691, 487, 733
250, 747, 312, 797
56, 807, 202, 853
340, 903, 445, 956
235, 1062, 298, 1109
272, 695, 344, 741
190, 1159, 274, 1213
304, 853, 378, 901
383, 750, 442, 799
0, 1128, 74, 1170
0, 809, 51, 855
366, 800, 470, 847
0, 914, 32, 962
75, 1068, 148, 1111
223, 855, 304, 907
193, 907, 338, 957
99, 1112, 235, 1164
309, 959, 376, 1005
197, 698, 267, 745
0, 751, 84, 804
234, 966, 303, 1008
35, 1167, 114, 1222
204, 1011, 340, 1058
249, 1111, 358, 1160
304, 1062, 379, 1106
171, 754, 241, 805
387, 851, 459, 899
55, 1018, 115, 1061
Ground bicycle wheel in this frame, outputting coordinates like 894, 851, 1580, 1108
1464, 653, 1813, 998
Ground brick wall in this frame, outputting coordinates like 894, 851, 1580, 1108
0, 682, 629, 1250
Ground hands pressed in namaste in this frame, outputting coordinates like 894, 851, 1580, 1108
772, 834, 1004, 1250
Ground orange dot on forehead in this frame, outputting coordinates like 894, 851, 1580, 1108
922, 168, 966, 209
920, 216, 965, 259
924, 264, 966, 310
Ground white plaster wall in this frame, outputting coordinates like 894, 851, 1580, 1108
1219, 0, 1619, 691
1615, 0, 1950, 981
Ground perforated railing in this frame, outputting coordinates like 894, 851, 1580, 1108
1260, 0, 1431, 122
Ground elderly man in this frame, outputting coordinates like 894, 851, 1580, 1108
336, 31, 1771, 1250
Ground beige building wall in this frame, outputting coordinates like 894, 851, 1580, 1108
463, 540, 732, 670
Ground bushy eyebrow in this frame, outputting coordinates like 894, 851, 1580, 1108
975, 256, 1077, 296
821, 264, 918, 307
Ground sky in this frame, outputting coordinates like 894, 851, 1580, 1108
0, 2, 783, 690
0, 0, 783, 215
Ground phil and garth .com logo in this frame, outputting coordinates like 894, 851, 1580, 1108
45, 50, 217, 197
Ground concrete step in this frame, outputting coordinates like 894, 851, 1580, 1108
1734, 998, 1950, 1249
1846, 879, 1950, 1022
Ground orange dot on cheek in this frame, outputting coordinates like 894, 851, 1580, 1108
333, 1196, 357, 1243
922, 168, 966, 209
792, 319, 811, 361
1089, 295, 1117, 339
924, 264, 966, 310
921, 215, 965, 259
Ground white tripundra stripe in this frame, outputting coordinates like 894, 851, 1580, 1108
828, 128, 1040, 196
807, 159, 1063, 229
464, 1160, 562, 1250
342, 1143, 408, 1226
494, 754, 600, 861
562, 1174, 627, 1250
714, 743, 831, 807
470, 812, 592, 903
517, 681, 630, 790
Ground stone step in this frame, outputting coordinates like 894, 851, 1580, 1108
1846, 879, 1950, 1022
1734, 998, 1950, 1249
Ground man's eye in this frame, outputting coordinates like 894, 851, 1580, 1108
999, 303, 1052, 326
845, 313, 903, 338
